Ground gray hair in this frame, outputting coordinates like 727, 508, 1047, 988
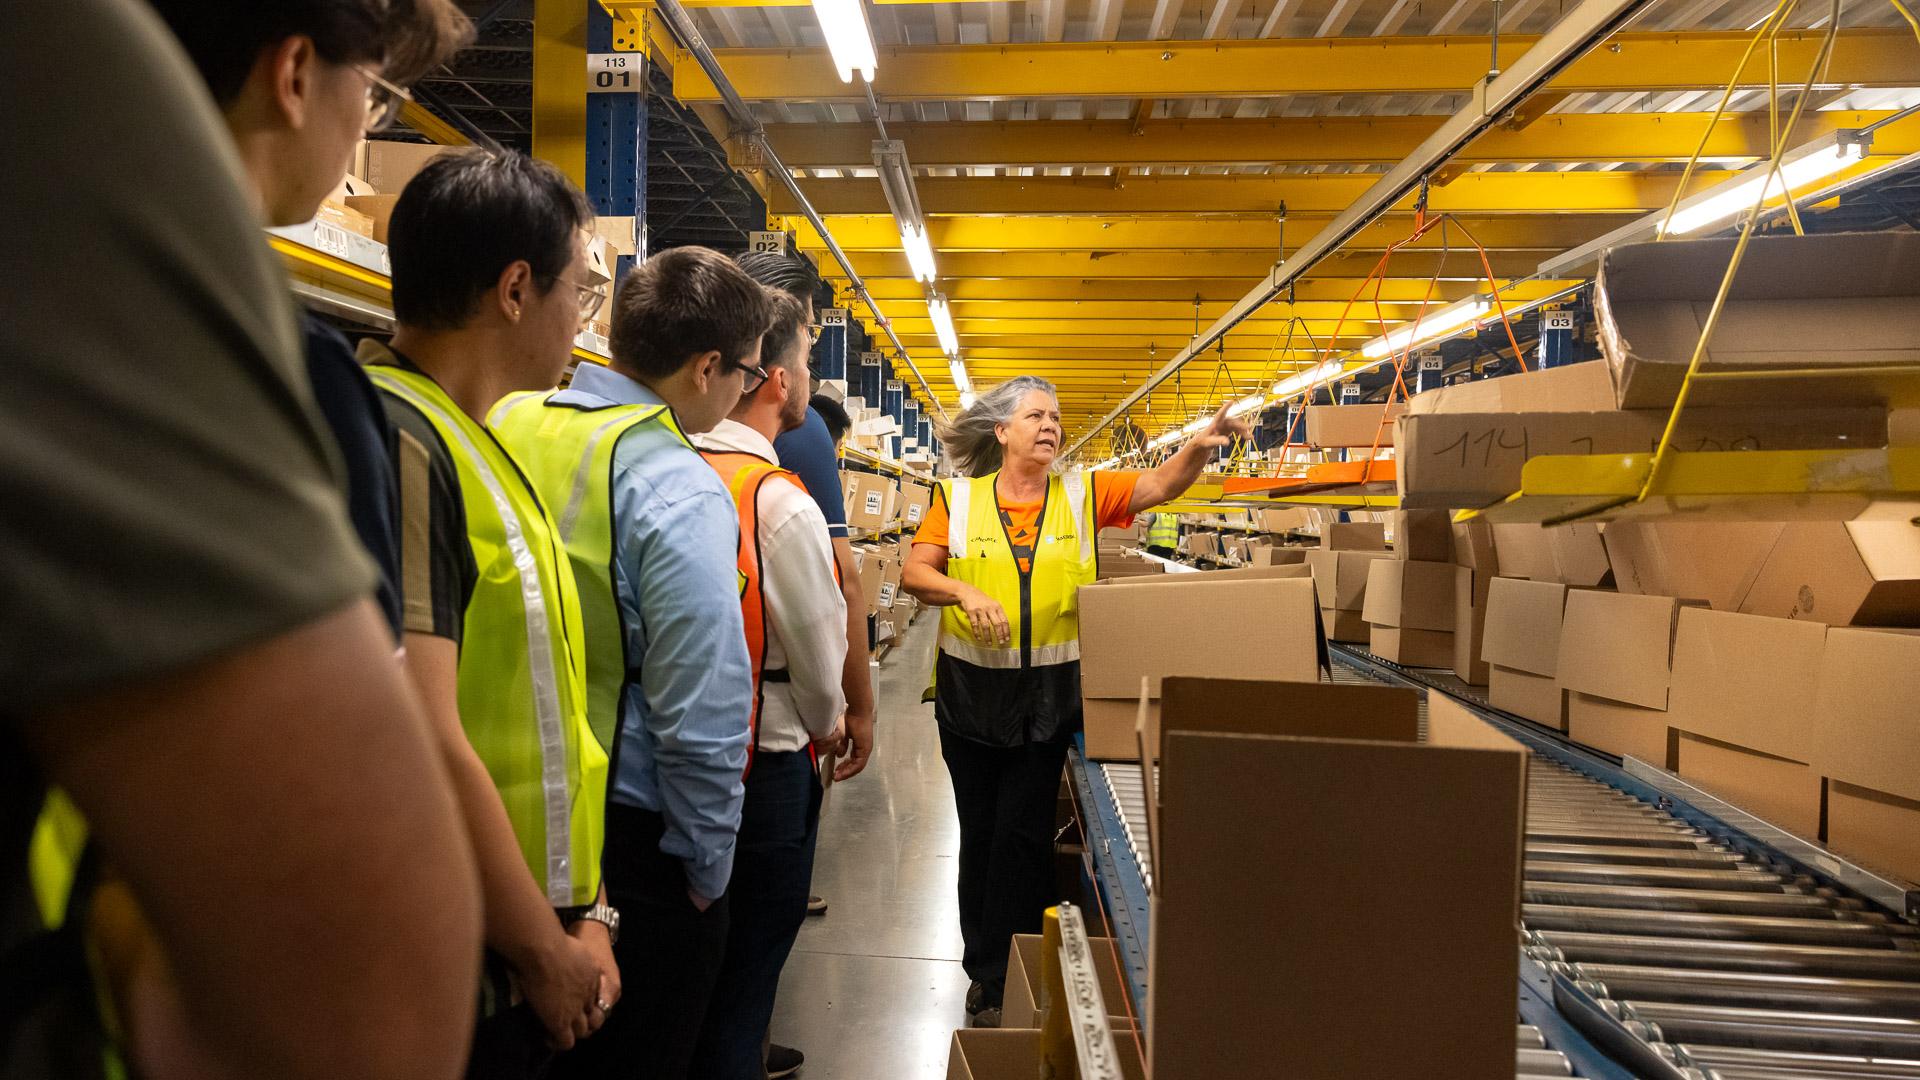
937, 375, 1059, 478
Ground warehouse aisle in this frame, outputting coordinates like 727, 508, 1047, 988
769, 614, 967, 1079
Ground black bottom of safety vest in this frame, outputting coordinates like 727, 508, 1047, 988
932, 650, 1083, 748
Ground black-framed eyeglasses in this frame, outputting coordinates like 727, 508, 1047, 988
732, 359, 771, 393
556, 275, 610, 328
354, 64, 413, 133
807, 322, 825, 344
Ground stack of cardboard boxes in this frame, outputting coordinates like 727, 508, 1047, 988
1304, 523, 1390, 644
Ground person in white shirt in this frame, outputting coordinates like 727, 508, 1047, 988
689, 291, 849, 1079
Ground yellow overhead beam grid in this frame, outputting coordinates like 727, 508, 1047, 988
885, 318, 1384, 338
866, 295, 1563, 322
822, 248, 1554, 280
856, 277, 1547, 303
769, 170, 1743, 216
763, 111, 1912, 169
671, 29, 1919, 102
784, 213, 1624, 253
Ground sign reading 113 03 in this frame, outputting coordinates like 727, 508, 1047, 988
586, 53, 643, 93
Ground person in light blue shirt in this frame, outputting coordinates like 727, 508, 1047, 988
496, 246, 776, 1080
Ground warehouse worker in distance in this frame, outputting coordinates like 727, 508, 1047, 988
493, 246, 772, 1080
689, 291, 850, 1079
1143, 509, 1180, 559
362, 151, 616, 1076
901, 375, 1248, 1028
3, 3, 479, 1078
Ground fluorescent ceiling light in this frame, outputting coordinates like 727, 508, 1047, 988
1361, 300, 1491, 360
928, 294, 960, 357
960, 390, 977, 409
810, 0, 877, 82
1665, 141, 1865, 235
1225, 394, 1268, 418
900, 223, 938, 283
948, 358, 971, 395
1271, 360, 1345, 399
1091, 457, 1118, 470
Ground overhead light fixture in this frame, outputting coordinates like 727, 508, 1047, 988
960, 390, 977, 409
1664, 133, 1870, 235
811, 0, 877, 82
948, 358, 971, 395
900, 223, 938, 283
928, 294, 960, 357
874, 140, 938, 282
1271, 359, 1345, 399
1225, 394, 1268, 419
1361, 300, 1491, 360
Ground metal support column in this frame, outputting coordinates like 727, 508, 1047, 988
1537, 307, 1578, 368
587, 3, 647, 276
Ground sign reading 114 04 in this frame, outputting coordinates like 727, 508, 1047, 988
587, 53, 643, 93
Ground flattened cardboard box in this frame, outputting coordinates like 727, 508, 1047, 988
1674, 732, 1822, 840
1596, 232, 1920, 408
1812, 628, 1920, 803
1148, 681, 1523, 1080
1077, 576, 1321, 760
1668, 608, 1826, 763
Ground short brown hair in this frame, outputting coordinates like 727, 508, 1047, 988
611, 247, 775, 381
151, 0, 472, 104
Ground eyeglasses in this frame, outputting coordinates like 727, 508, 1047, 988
808, 323, 825, 344
732, 359, 772, 393
355, 64, 413, 133
556, 275, 610, 328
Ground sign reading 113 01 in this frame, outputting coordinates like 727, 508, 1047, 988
587, 53, 643, 93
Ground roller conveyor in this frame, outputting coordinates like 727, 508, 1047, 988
1076, 648, 1920, 1079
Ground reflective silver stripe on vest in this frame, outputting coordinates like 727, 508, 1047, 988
947, 476, 971, 559
556, 409, 663, 543
378, 374, 575, 906
940, 632, 1080, 669
1061, 469, 1091, 561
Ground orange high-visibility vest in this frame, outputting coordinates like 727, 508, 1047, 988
702, 449, 826, 776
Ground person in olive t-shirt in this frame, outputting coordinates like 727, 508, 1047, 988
0, 4, 480, 1079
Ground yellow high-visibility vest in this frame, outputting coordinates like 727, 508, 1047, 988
936, 470, 1098, 669
1146, 512, 1179, 549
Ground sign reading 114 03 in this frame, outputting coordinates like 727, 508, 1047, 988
587, 53, 643, 93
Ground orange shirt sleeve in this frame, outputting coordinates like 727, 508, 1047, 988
1092, 471, 1142, 530
912, 482, 950, 549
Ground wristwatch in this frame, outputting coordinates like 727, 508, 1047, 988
572, 902, 621, 945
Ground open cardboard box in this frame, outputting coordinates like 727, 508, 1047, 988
1146, 677, 1525, 1079
1674, 731, 1822, 840
1668, 607, 1826, 763
946, 1028, 1144, 1080
1077, 576, 1323, 760
1605, 520, 1786, 612
1739, 502, 1920, 626
1595, 231, 1920, 408
1304, 403, 1407, 447
1482, 577, 1571, 728
1406, 360, 1616, 415
1002, 934, 1136, 1032
1557, 590, 1701, 764
1827, 781, 1920, 885
1812, 628, 1920, 805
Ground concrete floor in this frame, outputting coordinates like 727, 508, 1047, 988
769, 614, 968, 1079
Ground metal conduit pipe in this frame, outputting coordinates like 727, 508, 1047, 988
647, 0, 948, 421
1062, 0, 1659, 457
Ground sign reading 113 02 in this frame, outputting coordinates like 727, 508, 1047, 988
587, 53, 643, 93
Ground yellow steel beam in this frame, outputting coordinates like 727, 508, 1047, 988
888, 318, 1383, 337
893, 332, 1390, 349
771, 170, 1739, 216
763, 111, 1910, 169
868, 296, 1554, 322
672, 29, 1918, 103
534, 0, 590, 185
857, 277, 1546, 303
786, 213, 1620, 252
823, 248, 1551, 280
398, 101, 472, 146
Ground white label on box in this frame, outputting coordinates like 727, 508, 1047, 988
312, 221, 352, 260
1543, 311, 1576, 331
907, 503, 925, 524
878, 582, 896, 607
586, 53, 642, 93
749, 230, 785, 255
821, 308, 849, 328
864, 490, 884, 515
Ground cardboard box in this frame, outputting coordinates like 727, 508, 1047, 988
1826, 782, 1920, 885
1596, 231, 1920, 409
1246, 545, 1308, 567
1454, 566, 1492, 685
1605, 520, 1786, 612
1674, 732, 1822, 839
1567, 692, 1674, 767
1481, 578, 1570, 677
1362, 559, 1457, 632
1740, 504, 1920, 626
1492, 524, 1559, 582
1407, 360, 1616, 415
1321, 607, 1371, 643
315, 199, 374, 238
1306, 550, 1393, 612
1319, 521, 1387, 551
857, 555, 889, 611
844, 472, 892, 530
1668, 608, 1827, 762
343, 193, 400, 243
1451, 520, 1499, 573
875, 558, 905, 610
1549, 523, 1612, 588
1077, 577, 1322, 760
363, 141, 450, 193
1395, 407, 1885, 509
1490, 666, 1566, 729
1149, 681, 1523, 1079
1812, 628, 1920, 802
1556, 591, 1699, 710
1304, 403, 1408, 448
1391, 509, 1453, 561
1255, 506, 1314, 534
946, 1029, 1144, 1080
1369, 625, 1455, 667
1002, 934, 1135, 1031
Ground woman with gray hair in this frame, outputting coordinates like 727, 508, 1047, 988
901, 375, 1246, 1027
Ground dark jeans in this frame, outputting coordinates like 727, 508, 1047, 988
1145, 544, 1176, 559
551, 804, 731, 1080
937, 728, 1070, 1005
691, 750, 823, 1080
467, 1003, 553, 1080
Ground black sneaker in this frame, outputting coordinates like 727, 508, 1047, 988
766, 1043, 804, 1078
970, 1007, 1003, 1030
965, 981, 987, 1016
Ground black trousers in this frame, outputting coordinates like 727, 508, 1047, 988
551, 804, 731, 1080
691, 750, 824, 1080
937, 728, 1070, 1005
1145, 544, 1176, 559
466, 1003, 553, 1080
